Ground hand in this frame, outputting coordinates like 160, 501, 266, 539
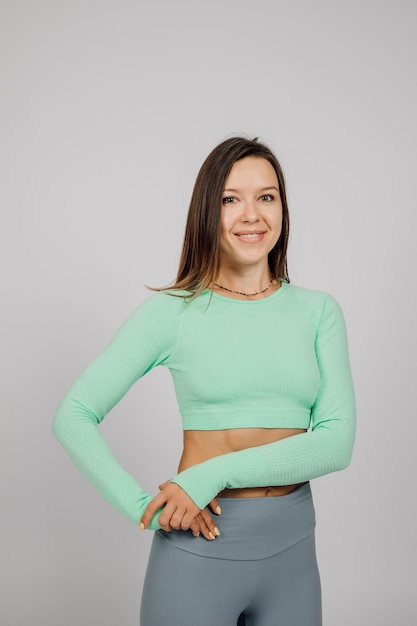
189, 509, 221, 541
140, 481, 221, 541
159, 480, 221, 540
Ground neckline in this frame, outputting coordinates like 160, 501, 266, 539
205, 280, 289, 304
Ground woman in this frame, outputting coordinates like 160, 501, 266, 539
53, 136, 356, 625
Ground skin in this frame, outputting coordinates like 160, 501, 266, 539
141, 157, 306, 539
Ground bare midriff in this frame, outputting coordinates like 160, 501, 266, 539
179, 428, 307, 499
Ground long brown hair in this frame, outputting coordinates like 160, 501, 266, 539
153, 136, 290, 296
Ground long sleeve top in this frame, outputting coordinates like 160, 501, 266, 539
52, 282, 356, 528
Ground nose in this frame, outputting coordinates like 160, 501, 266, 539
241, 200, 260, 223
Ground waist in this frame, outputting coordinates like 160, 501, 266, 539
179, 427, 307, 486
218, 483, 307, 498
157, 482, 315, 560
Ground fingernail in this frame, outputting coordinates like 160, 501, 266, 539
194, 532, 200, 538
208, 532, 216, 540
139, 522, 145, 530
214, 526, 221, 536
216, 506, 222, 515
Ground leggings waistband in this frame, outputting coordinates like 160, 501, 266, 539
157, 482, 316, 561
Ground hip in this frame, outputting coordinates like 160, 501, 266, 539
156, 482, 316, 560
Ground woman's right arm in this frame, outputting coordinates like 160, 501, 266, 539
52, 293, 182, 529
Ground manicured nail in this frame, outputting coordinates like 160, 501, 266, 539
214, 526, 221, 536
216, 506, 222, 515
139, 522, 145, 530
208, 532, 216, 540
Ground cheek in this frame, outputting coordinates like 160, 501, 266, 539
219, 216, 229, 247
265, 207, 282, 229
220, 209, 233, 235
276, 215, 283, 232
273, 207, 283, 231
268, 211, 283, 244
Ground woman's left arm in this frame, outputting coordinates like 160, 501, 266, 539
169, 294, 356, 509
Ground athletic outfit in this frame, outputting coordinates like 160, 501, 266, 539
141, 484, 321, 626
53, 281, 356, 624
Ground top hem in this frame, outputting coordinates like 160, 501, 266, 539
181, 409, 311, 431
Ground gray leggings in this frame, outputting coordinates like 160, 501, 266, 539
140, 483, 322, 626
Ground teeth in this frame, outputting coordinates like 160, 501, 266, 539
237, 233, 261, 238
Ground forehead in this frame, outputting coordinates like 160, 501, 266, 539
225, 157, 278, 189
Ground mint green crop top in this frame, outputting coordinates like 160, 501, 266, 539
52, 282, 356, 528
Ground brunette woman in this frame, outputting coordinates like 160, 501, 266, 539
53, 137, 356, 625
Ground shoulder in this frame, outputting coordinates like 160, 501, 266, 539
111, 290, 190, 341
132, 287, 214, 319
137, 289, 189, 312
141, 286, 211, 312
283, 282, 345, 329
283, 282, 338, 309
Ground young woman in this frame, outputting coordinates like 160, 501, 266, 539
53, 136, 356, 626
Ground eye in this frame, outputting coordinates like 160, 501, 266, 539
222, 196, 237, 204
260, 194, 274, 202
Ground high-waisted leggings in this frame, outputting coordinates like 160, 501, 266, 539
140, 483, 322, 626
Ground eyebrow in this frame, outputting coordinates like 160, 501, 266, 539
223, 186, 279, 193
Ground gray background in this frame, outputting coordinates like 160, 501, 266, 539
1, 1, 416, 624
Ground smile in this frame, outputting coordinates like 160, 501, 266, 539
235, 232, 265, 242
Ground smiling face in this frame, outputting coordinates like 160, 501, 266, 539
220, 156, 283, 272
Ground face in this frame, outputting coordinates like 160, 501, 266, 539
220, 157, 283, 271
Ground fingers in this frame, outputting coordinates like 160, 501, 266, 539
140, 482, 201, 532
200, 508, 221, 538
160, 505, 189, 531
140, 492, 166, 530
140, 483, 222, 542
190, 513, 220, 541
156, 501, 221, 541
189, 519, 201, 537
208, 497, 222, 516
190, 515, 211, 540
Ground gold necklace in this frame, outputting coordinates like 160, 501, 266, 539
214, 278, 274, 297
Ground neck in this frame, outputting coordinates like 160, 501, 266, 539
213, 268, 276, 299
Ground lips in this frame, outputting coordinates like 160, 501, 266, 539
234, 231, 266, 242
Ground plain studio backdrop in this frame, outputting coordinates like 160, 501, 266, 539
1, 1, 416, 624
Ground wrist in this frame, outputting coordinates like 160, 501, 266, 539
171, 459, 225, 509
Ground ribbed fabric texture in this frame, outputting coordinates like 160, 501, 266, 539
52, 283, 356, 524
52, 293, 185, 528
